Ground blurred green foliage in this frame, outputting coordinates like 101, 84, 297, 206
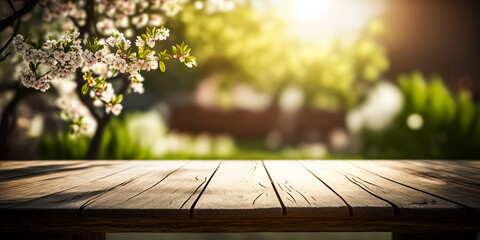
361, 72, 480, 159
39, 110, 339, 160
179, 3, 389, 109
40, 112, 157, 159
39, 111, 237, 159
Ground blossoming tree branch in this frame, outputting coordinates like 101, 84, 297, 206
14, 27, 196, 123
0, 0, 196, 159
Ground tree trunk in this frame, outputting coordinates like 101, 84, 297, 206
0, 86, 34, 160
85, 114, 111, 159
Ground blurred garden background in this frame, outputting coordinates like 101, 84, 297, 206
1, 0, 480, 161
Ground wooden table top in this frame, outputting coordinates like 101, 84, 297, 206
0, 160, 479, 233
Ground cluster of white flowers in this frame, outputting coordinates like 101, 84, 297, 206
94, 82, 123, 116
106, 32, 131, 50
19, 69, 50, 91
80, 28, 173, 115
14, 27, 196, 137
12, 29, 82, 92
82, 51, 97, 66
57, 96, 95, 135
42, 0, 80, 22
86, 31, 160, 76
83, 73, 124, 116
40, 0, 187, 35
96, 0, 187, 18
135, 28, 170, 49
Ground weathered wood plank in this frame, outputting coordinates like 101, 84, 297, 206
0, 232, 105, 240
263, 160, 349, 217
193, 161, 283, 218
301, 160, 394, 216
1, 161, 151, 216
317, 161, 466, 216
5, 161, 184, 217
351, 160, 480, 214
0, 160, 79, 169
82, 161, 219, 218
0, 161, 135, 209
384, 160, 480, 186
0, 161, 118, 182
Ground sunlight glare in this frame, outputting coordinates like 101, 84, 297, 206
291, 0, 331, 22
284, 0, 387, 42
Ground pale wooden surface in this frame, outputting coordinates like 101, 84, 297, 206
263, 161, 348, 217
0, 160, 479, 233
193, 161, 283, 217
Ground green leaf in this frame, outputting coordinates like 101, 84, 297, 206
426, 76, 456, 128
29, 62, 35, 72
409, 71, 427, 113
82, 83, 89, 94
159, 61, 166, 72
114, 95, 123, 105
456, 91, 475, 135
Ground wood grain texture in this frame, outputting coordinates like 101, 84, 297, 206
0, 160, 479, 234
0, 161, 134, 209
314, 161, 467, 217
0, 161, 117, 181
1, 216, 478, 233
351, 160, 480, 214
193, 161, 283, 218
2, 161, 153, 217
0, 160, 79, 170
0, 232, 105, 240
301, 160, 394, 216
378, 160, 480, 186
263, 160, 349, 217
82, 161, 219, 218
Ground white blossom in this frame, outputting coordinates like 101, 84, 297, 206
135, 36, 145, 47
130, 81, 145, 94
155, 28, 170, 41
146, 37, 156, 48
106, 103, 123, 115
185, 59, 197, 68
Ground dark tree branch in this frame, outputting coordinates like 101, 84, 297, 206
0, 85, 36, 160
7, 0, 15, 13
0, 11, 21, 62
0, 52, 11, 62
0, 0, 39, 32
86, 74, 130, 159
